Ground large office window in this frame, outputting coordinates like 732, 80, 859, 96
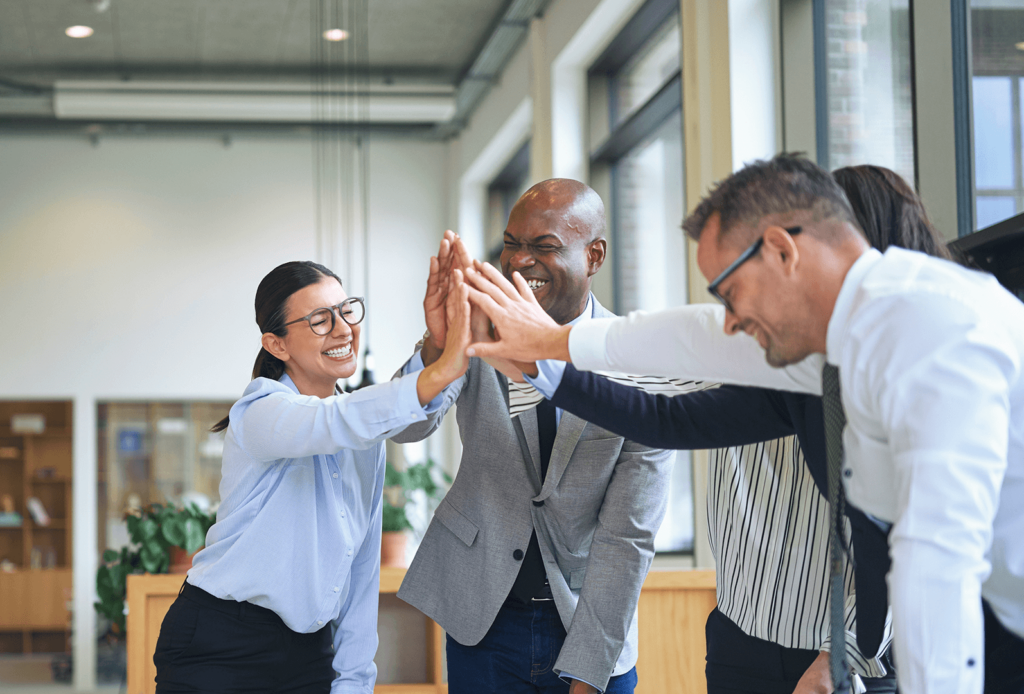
970, 1, 1024, 229
485, 141, 531, 264
590, 0, 691, 554
820, 0, 915, 184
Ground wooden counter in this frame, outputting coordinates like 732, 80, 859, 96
127, 568, 715, 694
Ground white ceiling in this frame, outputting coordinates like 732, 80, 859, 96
0, 0, 510, 84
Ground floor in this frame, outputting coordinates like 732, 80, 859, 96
0, 654, 123, 693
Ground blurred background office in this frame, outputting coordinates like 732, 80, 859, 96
0, 0, 1022, 691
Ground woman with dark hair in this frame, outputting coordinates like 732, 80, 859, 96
153, 254, 472, 694
833, 164, 954, 261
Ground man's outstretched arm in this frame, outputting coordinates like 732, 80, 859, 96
550, 365, 796, 451
463, 261, 822, 395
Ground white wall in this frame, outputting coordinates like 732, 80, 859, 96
0, 135, 446, 399
0, 133, 448, 689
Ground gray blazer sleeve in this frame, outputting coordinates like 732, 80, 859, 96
553, 441, 674, 688
388, 348, 468, 444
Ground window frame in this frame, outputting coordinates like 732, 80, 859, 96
587, 0, 692, 557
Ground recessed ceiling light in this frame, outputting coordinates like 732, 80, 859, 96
65, 25, 94, 38
1016, 41, 1024, 51
322, 28, 349, 42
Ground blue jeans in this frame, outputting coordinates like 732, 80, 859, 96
447, 596, 638, 693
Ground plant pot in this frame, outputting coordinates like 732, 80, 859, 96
380, 531, 408, 567
168, 546, 202, 574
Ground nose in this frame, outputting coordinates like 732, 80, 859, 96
723, 309, 742, 335
331, 309, 353, 338
509, 247, 535, 270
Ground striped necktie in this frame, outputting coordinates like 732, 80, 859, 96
822, 364, 852, 694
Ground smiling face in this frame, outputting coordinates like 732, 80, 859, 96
696, 212, 813, 367
263, 276, 360, 396
500, 182, 606, 325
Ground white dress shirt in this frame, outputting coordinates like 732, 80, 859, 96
569, 247, 1024, 694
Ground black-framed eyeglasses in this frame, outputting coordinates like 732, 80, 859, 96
707, 227, 802, 312
280, 297, 365, 336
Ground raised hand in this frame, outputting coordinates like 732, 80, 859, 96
415, 269, 472, 405
437, 269, 472, 381
463, 260, 573, 363
422, 230, 457, 364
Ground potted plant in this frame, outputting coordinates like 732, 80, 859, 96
94, 503, 215, 635
381, 459, 450, 567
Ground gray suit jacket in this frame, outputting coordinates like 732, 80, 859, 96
391, 297, 673, 689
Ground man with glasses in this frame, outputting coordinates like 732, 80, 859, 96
462, 154, 1024, 694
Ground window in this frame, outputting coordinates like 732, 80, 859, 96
819, 0, 915, 184
970, 1, 1024, 229
98, 402, 231, 554
590, 0, 691, 554
485, 141, 531, 264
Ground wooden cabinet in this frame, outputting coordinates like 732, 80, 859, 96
0, 400, 74, 654
127, 568, 716, 694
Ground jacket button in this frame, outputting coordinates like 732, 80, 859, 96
513, 549, 524, 561
532, 500, 544, 507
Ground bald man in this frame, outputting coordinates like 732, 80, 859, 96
391, 180, 673, 694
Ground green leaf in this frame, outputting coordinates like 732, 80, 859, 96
162, 517, 186, 547
138, 518, 159, 542
381, 504, 412, 532
182, 518, 205, 554
102, 549, 119, 564
140, 543, 165, 573
125, 515, 140, 541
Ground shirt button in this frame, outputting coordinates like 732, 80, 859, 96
333, 472, 338, 479
843, 468, 852, 478
967, 658, 976, 667
333, 586, 339, 593
347, 549, 353, 556
513, 549, 524, 561
317, 620, 323, 626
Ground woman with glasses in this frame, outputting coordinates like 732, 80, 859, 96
153, 256, 472, 694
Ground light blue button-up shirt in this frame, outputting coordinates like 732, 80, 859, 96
187, 370, 445, 693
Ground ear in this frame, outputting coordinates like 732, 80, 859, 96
761, 226, 800, 277
262, 332, 291, 363
586, 238, 607, 276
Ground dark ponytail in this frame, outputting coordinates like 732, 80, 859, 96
212, 260, 344, 433
832, 165, 954, 262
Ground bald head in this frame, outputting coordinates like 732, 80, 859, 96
512, 179, 606, 244
501, 178, 608, 325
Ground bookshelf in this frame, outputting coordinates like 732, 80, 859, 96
0, 400, 74, 654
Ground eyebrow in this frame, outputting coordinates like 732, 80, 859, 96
503, 232, 562, 244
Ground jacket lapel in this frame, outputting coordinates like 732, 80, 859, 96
536, 411, 588, 500
536, 296, 614, 499
494, 366, 543, 488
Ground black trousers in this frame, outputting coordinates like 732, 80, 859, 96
154, 582, 335, 694
984, 600, 1024, 694
705, 608, 898, 694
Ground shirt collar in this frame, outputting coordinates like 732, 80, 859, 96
826, 247, 883, 364
567, 293, 594, 327
279, 372, 300, 393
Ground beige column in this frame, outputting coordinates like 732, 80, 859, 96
680, 0, 732, 570
530, 17, 554, 183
